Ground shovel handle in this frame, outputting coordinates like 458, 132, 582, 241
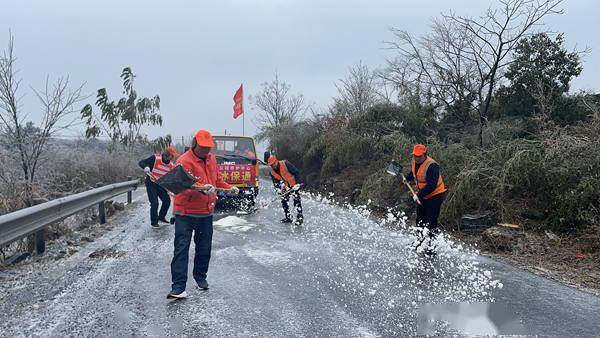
259, 187, 296, 209
191, 185, 236, 193
400, 174, 421, 205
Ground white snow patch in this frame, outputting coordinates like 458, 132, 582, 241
214, 216, 248, 227
214, 216, 257, 233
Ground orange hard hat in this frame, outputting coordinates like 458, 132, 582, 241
412, 144, 427, 156
267, 155, 278, 165
194, 130, 215, 147
164, 146, 179, 158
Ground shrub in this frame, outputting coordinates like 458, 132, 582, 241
548, 177, 600, 231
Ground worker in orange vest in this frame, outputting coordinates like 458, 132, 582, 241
167, 130, 239, 299
268, 155, 303, 225
138, 147, 178, 228
234, 142, 256, 159
404, 144, 447, 253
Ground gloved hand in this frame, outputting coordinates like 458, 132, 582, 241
144, 167, 152, 175
231, 186, 240, 194
291, 184, 301, 191
412, 194, 420, 203
203, 184, 216, 195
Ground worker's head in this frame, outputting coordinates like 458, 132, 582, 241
161, 151, 173, 163
192, 130, 214, 159
267, 155, 278, 169
164, 146, 179, 159
412, 144, 427, 164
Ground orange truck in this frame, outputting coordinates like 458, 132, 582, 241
212, 135, 260, 209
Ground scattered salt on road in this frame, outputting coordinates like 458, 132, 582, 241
214, 215, 255, 233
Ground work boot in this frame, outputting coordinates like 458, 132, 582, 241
280, 217, 293, 223
197, 279, 209, 290
166, 289, 187, 299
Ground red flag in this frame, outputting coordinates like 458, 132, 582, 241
233, 84, 244, 119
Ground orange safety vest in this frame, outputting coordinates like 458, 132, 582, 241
173, 151, 232, 215
151, 154, 174, 180
411, 156, 447, 200
270, 160, 297, 187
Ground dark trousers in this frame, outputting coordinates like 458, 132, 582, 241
171, 215, 213, 292
416, 193, 445, 241
145, 179, 170, 225
281, 190, 303, 220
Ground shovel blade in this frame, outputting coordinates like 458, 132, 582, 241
386, 161, 401, 177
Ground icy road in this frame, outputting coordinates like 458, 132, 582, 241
1, 187, 599, 337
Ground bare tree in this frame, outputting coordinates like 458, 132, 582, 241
529, 77, 556, 129
579, 91, 600, 121
252, 73, 306, 148
385, 20, 479, 125
0, 34, 85, 204
334, 62, 380, 119
386, 0, 564, 145
446, 0, 563, 144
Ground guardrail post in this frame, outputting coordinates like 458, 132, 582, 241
97, 182, 106, 224
35, 229, 45, 254
127, 176, 133, 204
28, 198, 47, 254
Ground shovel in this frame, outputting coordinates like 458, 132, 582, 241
156, 165, 238, 195
386, 160, 421, 205
259, 185, 297, 209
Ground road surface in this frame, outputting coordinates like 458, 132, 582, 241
0, 186, 599, 336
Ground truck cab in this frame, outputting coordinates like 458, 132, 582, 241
212, 135, 259, 210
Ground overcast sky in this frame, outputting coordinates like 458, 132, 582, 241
1, 0, 598, 142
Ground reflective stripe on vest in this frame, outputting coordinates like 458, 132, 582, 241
152, 154, 174, 180
270, 160, 297, 187
411, 157, 447, 200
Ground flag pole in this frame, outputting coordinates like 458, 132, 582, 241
242, 83, 245, 136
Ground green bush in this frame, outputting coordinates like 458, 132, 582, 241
549, 177, 600, 231
358, 171, 407, 208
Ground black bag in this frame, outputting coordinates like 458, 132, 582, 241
155, 165, 199, 194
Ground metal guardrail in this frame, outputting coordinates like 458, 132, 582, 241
0, 178, 139, 254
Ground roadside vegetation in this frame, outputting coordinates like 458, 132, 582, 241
0, 35, 167, 262
253, 0, 599, 288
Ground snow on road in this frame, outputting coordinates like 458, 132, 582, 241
0, 186, 599, 336
214, 215, 256, 233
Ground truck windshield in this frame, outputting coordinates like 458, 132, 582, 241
213, 137, 256, 160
